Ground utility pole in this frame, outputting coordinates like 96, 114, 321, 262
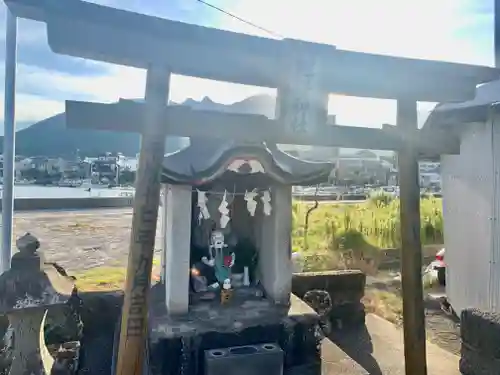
0, 10, 17, 274
495, 0, 500, 68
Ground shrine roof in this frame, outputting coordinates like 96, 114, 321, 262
160, 139, 334, 186
424, 80, 500, 129
6, 0, 500, 102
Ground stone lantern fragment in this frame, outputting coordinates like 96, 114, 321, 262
0, 233, 75, 375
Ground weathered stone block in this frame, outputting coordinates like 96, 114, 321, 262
78, 291, 123, 335
461, 308, 500, 360
77, 291, 123, 375
460, 343, 500, 375
150, 314, 320, 375
328, 302, 365, 330
149, 295, 321, 375
292, 270, 366, 330
292, 270, 366, 304
50, 341, 81, 375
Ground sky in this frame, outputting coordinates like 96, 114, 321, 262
0, 0, 495, 133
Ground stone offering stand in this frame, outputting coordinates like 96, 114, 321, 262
0, 233, 80, 375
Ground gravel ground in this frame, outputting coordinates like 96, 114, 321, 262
12, 208, 461, 355
367, 273, 461, 356
12, 208, 163, 271
424, 292, 461, 355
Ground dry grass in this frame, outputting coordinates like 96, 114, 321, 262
73, 258, 161, 292
293, 199, 443, 273
361, 268, 441, 324
44, 220, 104, 233
73, 267, 126, 291
293, 198, 443, 253
363, 288, 403, 325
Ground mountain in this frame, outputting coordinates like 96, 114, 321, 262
179, 95, 276, 118
0, 121, 32, 136
1, 113, 140, 158
0, 94, 277, 157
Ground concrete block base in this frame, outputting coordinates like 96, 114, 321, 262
292, 270, 366, 330
460, 308, 500, 375
149, 294, 321, 375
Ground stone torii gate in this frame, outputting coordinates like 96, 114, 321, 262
4, 1, 499, 375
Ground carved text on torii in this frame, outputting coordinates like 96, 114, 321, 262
281, 54, 327, 134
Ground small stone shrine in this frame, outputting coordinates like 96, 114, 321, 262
0, 233, 75, 375
149, 139, 333, 374
158, 138, 334, 314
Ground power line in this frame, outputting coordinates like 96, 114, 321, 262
195, 0, 283, 38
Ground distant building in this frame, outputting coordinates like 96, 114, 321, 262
87, 152, 126, 183
419, 162, 441, 187
24, 156, 63, 175
335, 155, 392, 185
390, 161, 441, 188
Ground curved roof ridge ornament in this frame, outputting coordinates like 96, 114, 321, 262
160, 137, 334, 186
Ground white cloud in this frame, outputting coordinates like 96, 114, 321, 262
14, 62, 275, 103
17, 64, 146, 102
1, 63, 276, 125
217, 0, 491, 64
0, 93, 63, 124
207, 0, 488, 126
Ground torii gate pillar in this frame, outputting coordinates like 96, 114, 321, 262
396, 99, 427, 375
260, 40, 331, 305
115, 66, 171, 375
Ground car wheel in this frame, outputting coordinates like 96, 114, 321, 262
437, 267, 446, 286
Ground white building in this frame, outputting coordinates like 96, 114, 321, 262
424, 80, 500, 314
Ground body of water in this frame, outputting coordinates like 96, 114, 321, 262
0, 185, 134, 199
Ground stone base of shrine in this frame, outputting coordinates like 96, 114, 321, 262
148, 291, 322, 375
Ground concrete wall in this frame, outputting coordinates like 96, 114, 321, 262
0, 197, 134, 211
441, 121, 497, 315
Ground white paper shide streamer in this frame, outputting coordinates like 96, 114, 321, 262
244, 190, 258, 216
261, 190, 272, 216
218, 190, 231, 228
197, 190, 210, 220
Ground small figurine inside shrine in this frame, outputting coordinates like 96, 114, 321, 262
202, 230, 235, 289
159, 137, 334, 314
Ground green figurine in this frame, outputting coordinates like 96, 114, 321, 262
202, 230, 235, 290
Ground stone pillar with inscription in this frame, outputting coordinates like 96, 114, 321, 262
264, 40, 331, 305
163, 184, 192, 315
275, 39, 331, 137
